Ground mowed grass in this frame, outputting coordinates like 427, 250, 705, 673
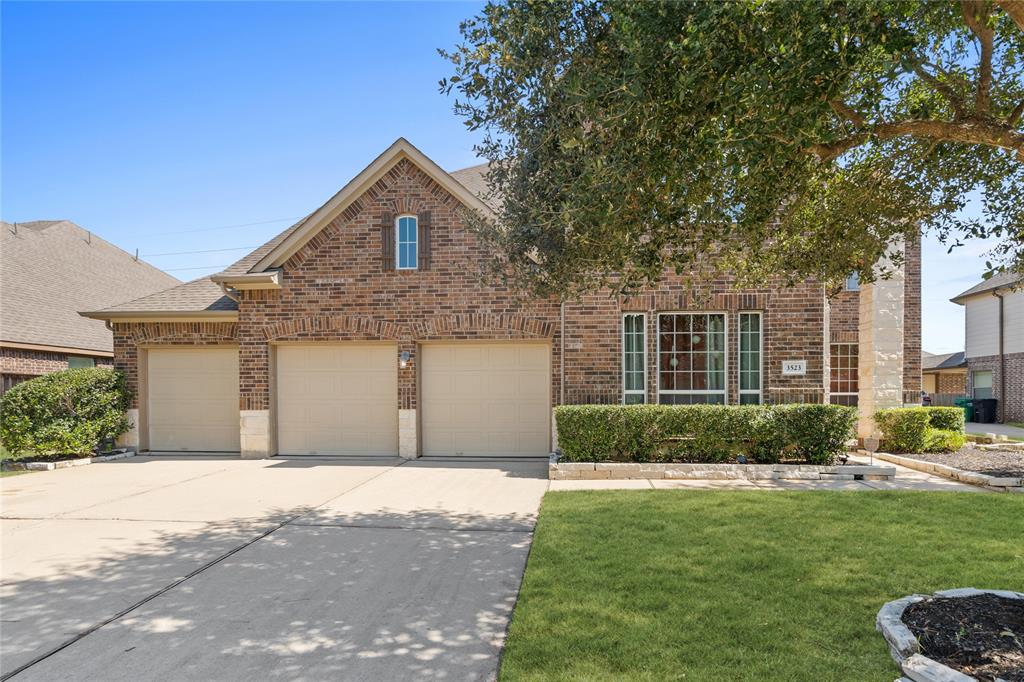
501, 491, 1024, 681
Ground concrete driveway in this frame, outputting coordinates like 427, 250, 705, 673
0, 455, 549, 681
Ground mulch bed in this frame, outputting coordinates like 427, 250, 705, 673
902, 593, 1024, 681
2, 452, 103, 465
900, 446, 1024, 478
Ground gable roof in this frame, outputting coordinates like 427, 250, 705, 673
2, 220, 179, 353
82, 139, 495, 319
951, 270, 1021, 304
231, 138, 494, 278
922, 351, 966, 371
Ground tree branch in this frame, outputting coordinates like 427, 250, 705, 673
810, 119, 1024, 162
961, 0, 994, 116
907, 59, 966, 119
994, 0, 1024, 32
1009, 99, 1024, 127
829, 99, 866, 127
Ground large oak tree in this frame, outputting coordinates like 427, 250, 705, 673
442, 0, 1024, 297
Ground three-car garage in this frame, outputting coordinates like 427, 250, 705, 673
142, 341, 551, 457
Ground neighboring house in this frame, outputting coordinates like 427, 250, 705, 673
1, 220, 179, 393
921, 351, 967, 397
951, 271, 1023, 423
81, 139, 922, 457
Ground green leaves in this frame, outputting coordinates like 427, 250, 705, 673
442, 0, 1024, 296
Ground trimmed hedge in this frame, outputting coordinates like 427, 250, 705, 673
555, 404, 856, 465
875, 406, 966, 454
0, 368, 131, 456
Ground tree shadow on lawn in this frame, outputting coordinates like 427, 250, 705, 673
1, 506, 534, 681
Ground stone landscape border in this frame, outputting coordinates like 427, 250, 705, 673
548, 456, 895, 481
1, 449, 135, 472
870, 451, 1023, 493
876, 588, 1024, 682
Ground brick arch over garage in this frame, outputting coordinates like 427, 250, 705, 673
130, 322, 239, 344
260, 315, 403, 342
413, 314, 555, 340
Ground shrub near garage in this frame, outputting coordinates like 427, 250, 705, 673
0, 368, 131, 457
555, 404, 855, 465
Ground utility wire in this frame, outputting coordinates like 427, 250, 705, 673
146, 215, 303, 237
142, 246, 257, 257
163, 264, 230, 272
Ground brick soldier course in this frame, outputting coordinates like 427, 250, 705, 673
83, 139, 922, 457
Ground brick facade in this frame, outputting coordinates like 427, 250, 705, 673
0, 347, 113, 394
105, 154, 924, 453
966, 352, 1024, 422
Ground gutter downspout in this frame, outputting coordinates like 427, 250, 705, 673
993, 289, 1006, 423
560, 301, 565, 406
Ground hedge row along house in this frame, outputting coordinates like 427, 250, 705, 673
81, 139, 921, 458
1, 220, 178, 394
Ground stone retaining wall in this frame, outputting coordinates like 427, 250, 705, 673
549, 457, 895, 481
871, 451, 1023, 493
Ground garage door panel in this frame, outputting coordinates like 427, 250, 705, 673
276, 345, 397, 456
422, 343, 550, 457
148, 349, 239, 452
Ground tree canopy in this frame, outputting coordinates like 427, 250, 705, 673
441, 0, 1024, 297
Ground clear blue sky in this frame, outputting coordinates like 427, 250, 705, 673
1, 1, 992, 353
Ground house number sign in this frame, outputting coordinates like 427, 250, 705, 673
781, 360, 806, 376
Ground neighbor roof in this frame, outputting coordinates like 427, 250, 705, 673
82, 139, 497, 319
922, 351, 966, 371
2, 220, 179, 353
950, 270, 1021, 304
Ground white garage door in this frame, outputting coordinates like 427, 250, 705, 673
421, 343, 550, 457
148, 348, 239, 452
276, 344, 398, 456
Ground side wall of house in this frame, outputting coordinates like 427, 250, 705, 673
0, 347, 113, 394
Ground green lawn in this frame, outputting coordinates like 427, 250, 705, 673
501, 491, 1024, 681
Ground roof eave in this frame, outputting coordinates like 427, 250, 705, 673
78, 311, 239, 322
246, 138, 495, 274
209, 270, 282, 290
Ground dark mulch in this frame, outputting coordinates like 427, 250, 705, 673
902, 446, 1024, 478
902, 593, 1024, 681
1, 452, 100, 464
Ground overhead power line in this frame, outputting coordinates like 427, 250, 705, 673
142, 246, 257, 257
147, 215, 303, 237
163, 264, 230, 272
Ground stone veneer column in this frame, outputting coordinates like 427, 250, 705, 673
398, 409, 417, 459
240, 410, 272, 459
117, 408, 140, 450
858, 247, 906, 442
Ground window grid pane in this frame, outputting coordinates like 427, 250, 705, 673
738, 313, 761, 403
397, 216, 418, 269
658, 313, 726, 404
830, 343, 859, 405
622, 314, 646, 403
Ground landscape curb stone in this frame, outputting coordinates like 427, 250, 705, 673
548, 455, 895, 481
870, 451, 1023, 492
1, 450, 135, 472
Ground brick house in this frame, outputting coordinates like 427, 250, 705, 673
952, 271, 1023, 423
82, 139, 921, 457
1, 220, 178, 394
921, 351, 967, 399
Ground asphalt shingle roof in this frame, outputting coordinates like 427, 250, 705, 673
83, 158, 494, 317
2, 220, 180, 352
922, 351, 966, 371
951, 270, 1022, 303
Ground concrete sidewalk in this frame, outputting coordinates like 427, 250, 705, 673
0, 455, 548, 681
966, 421, 1024, 439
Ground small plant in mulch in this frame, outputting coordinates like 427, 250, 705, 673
902, 593, 1024, 681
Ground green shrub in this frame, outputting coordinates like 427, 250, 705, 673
875, 407, 967, 454
924, 428, 966, 453
0, 368, 131, 457
777, 404, 858, 465
925, 407, 965, 432
875, 407, 931, 453
555, 404, 855, 464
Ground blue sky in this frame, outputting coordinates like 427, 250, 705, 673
1, 1, 993, 353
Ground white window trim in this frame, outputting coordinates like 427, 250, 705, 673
845, 272, 860, 292
738, 311, 762, 404
622, 313, 647, 404
656, 312, 729, 404
395, 214, 418, 270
